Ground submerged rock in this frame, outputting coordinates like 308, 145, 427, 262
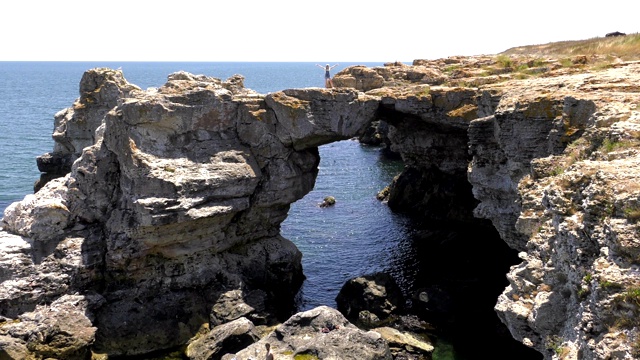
319, 195, 336, 207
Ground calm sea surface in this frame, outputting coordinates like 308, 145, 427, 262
0, 62, 538, 360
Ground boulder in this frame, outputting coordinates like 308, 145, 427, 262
0, 294, 102, 360
335, 272, 405, 323
372, 326, 434, 356
333, 65, 385, 91
226, 306, 392, 360
209, 289, 268, 326
186, 317, 259, 360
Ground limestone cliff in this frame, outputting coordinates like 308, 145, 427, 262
482, 64, 640, 360
400, 57, 640, 360
1, 52, 640, 360
337, 57, 640, 359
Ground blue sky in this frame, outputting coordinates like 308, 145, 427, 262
1, 0, 636, 62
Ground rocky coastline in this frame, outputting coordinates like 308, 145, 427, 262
2, 48, 640, 359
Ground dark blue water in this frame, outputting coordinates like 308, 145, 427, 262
281, 140, 415, 310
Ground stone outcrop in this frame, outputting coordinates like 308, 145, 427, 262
186, 317, 260, 360
34, 69, 141, 191
335, 57, 640, 359
335, 272, 405, 325
1, 68, 378, 357
0, 294, 101, 360
2, 52, 640, 359
373, 326, 434, 357
481, 65, 640, 359
224, 306, 393, 360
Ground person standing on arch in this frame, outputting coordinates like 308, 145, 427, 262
316, 63, 339, 88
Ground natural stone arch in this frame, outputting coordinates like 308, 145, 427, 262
0, 68, 536, 359
0, 69, 382, 357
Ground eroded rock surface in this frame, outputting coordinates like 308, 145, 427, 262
481, 65, 640, 359
225, 306, 392, 360
1, 68, 378, 357
337, 57, 640, 359
2, 55, 640, 359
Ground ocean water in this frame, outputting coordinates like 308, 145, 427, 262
0, 62, 540, 360
282, 141, 414, 310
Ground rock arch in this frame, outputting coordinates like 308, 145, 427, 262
0, 69, 382, 356
0, 67, 540, 359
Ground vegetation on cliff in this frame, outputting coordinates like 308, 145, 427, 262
501, 33, 640, 61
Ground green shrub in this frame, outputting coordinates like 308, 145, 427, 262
622, 286, 640, 306
550, 166, 565, 176
295, 354, 320, 360
443, 65, 460, 73
600, 279, 623, 290
584, 273, 593, 283
599, 138, 636, 153
496, 55, 513, 68
624, 206, 640, 223
529, 58, 547, 67
545, 335, 567, 356
560, 58, 574, 67
577, 286, 590, 299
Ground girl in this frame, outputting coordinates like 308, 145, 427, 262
316, 63, 339, 88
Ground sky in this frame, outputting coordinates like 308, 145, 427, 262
1, 1, 637, 62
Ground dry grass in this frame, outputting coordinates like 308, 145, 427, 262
500, 33, 640, 61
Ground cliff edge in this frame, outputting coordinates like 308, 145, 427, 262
2, 38, 640, 359
340, 54, 640, 359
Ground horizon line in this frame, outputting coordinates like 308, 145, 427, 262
0, 59, 417, 63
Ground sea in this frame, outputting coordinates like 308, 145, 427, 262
0, 62, 541, 360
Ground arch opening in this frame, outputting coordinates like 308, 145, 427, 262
281, 138, 542, 360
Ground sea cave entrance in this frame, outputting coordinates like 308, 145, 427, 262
280, 139, 542, 360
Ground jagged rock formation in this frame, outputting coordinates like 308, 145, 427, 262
482, 64, 640, 359
340, 58, 640, 359
2, 53, 640, 359
0, 69, 378, 357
